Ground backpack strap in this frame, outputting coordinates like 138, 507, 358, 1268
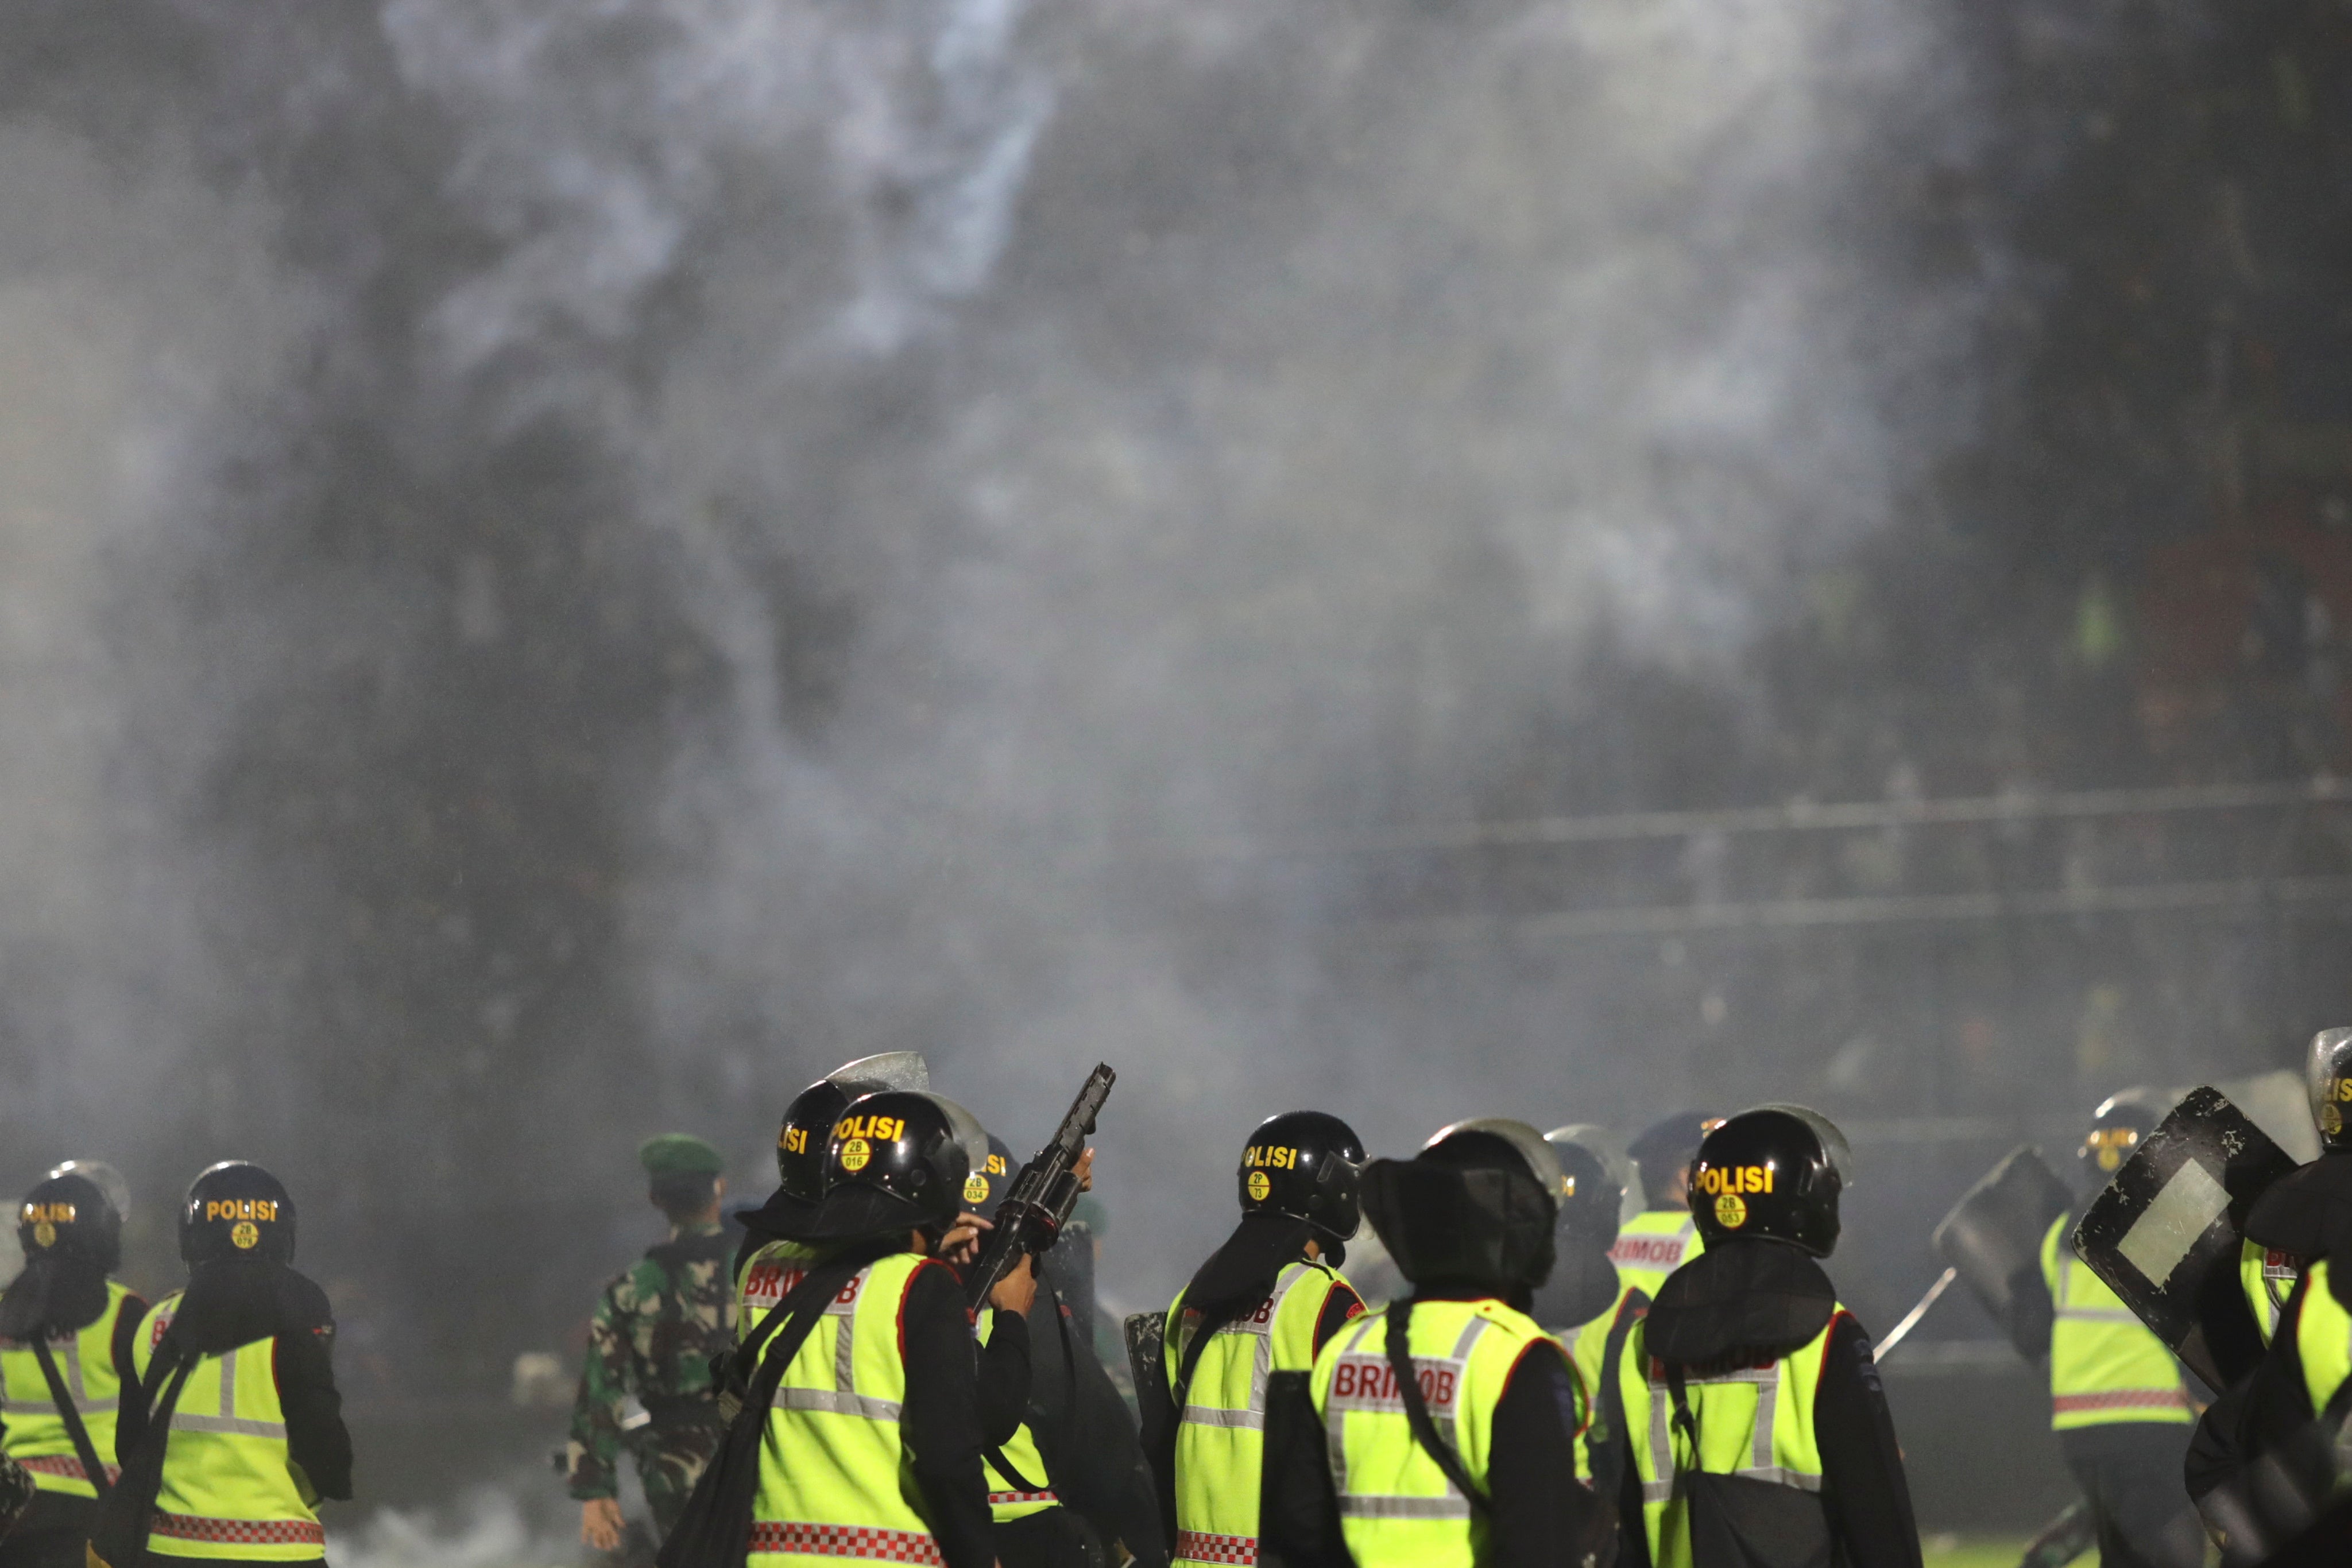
28, 1333, 110, 1497
1384, 1299, 1489, 1517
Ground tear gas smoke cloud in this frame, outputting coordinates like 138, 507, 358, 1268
0, 0, 1986, 1349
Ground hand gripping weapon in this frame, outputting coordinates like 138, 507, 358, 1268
965, 1063, 1116, 1310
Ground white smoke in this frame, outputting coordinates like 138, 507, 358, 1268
0, 0, 1989, 1310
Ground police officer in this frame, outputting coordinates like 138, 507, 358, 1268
2010, 1096, 2202, 1568
964, 1131, 1124, 1568
733, 1054, 932, 1310
1611, 1114, 1711, 1308
2184, 1032, 2352, 1559
1156, 1112, 1365, 1568
2234, 1029, 2352, 1348
1534, 1128, 1637, 1512
1306, 1118, 1606, 1567
1617, 1106, 1918, 1568
0, 1164, 148, 1567
732, 1089, 995, 1568
106, 1163, 350, 1567
568, 1135, 738, 1555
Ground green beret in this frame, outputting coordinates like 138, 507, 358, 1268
639, 1134, 726, 1179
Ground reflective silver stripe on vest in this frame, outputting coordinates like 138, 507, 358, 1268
1178, 1267, 1324, 1435
2054, 1252, 2139, 1323
1337, 1495, 1473, 1519
1326, 1311, 1490, 1517
172, 1349, 288, 1439
1645, 1361, 1822, 1498
779, 1265, 901, 1423
5, 1333, 119, 1416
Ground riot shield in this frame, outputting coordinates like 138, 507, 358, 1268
1931, 1145, 2073, 1359
2071, 1086, 2298, 1391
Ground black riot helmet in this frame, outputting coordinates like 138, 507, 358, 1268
1542, 1127, 1626, 1257
1237, 1111, 1365, 1248
1365, 1117, 1565, 1291
2079, 1091, 2166, 1190
1630, 1111, 1713, 1210
805, 1090, 987, 1240
965, 1134, 1015, 1218
180, 1163, 296, 1266
1689, 1105, 1850, 1257
2308, 1029, 2352, 1152
18, 1171, 122, 1273
774, 1052, 931, 1202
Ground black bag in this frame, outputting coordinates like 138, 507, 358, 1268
656, 1250, 877, 1568
1664, 1368, 1831, 1568
86, 1342, 196, 1568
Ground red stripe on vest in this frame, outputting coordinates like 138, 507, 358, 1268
2052, 1389, 2187, 1413
987, 1490, 1058, 1505
747, 1522, 945, 1563
1174, 1530, 1259, 1565
19, 1455, 119, 1482
149, 1512, 326, 1546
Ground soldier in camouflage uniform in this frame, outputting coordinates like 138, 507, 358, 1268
565, 1135, 737, 1554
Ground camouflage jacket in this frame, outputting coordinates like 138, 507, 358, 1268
564, 1222, 738, 1500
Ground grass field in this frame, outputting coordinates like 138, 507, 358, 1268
1921, 1538, 2032, 1568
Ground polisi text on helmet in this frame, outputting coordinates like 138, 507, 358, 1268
204, 1198, 281, 1224
1243, 1145, 1299, 1170
1695, 1163, 1776, 1197
21, 1203, 75, 1225
834, 1113, 907, 1144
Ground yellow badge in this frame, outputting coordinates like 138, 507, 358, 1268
31, 1222, 55, 1249
2326, 1102, 2344, 1138
964, 1173, 990, 1205
1714, 1192, 1748, 1229
840, 1137, 872, 1173
1246, 1170, 1271, 1202
230, 1220, 260, 1250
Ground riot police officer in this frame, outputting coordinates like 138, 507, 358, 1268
1612, 1114, 1711, 1307
727, 1090, 995, 1568
733, 1053, 933, 1311
1534, 1127, 1637, 1513
1154, 1112, 1365, 1568
102, 1164, 350, 1568
2011, 1095, 2202, 1568
0, 1165, 148, 1568
1305, 1118, 1607, 1567
1616, 1106, 1919, 1568
2185, 1031, 2352, 1559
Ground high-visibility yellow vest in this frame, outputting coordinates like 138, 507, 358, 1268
973, 1306, 1058, 1522
1608, 1211, 1705, 1308
746, 1251, 945, 1568
1562, 1297, 1636, 1489
1165, 1259, 1354, 1568
1622, 1311, 1832, 1568
0, 1280, 134, 1496
2239, 1238, 2300, 1348
2040, 1216, 2188, 1430
2295, 1259, 2352, 1420
737, 1240, 829, 1344
129, 1293, 323, 1561
1309, 1298, 1572, 1568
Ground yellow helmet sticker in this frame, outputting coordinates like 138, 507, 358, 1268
840, 1137, 872, 1173
1714, 1192, 1748, 1229
31, 1222, 54, 1249
230, 1220, 260, 1250
2327, 1103, 2345, 1138
1246, 1170, 1271, 1202
964, 1173, 990, 1204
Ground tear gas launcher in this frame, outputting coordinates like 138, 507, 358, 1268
964, 1063, 1116, 1310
